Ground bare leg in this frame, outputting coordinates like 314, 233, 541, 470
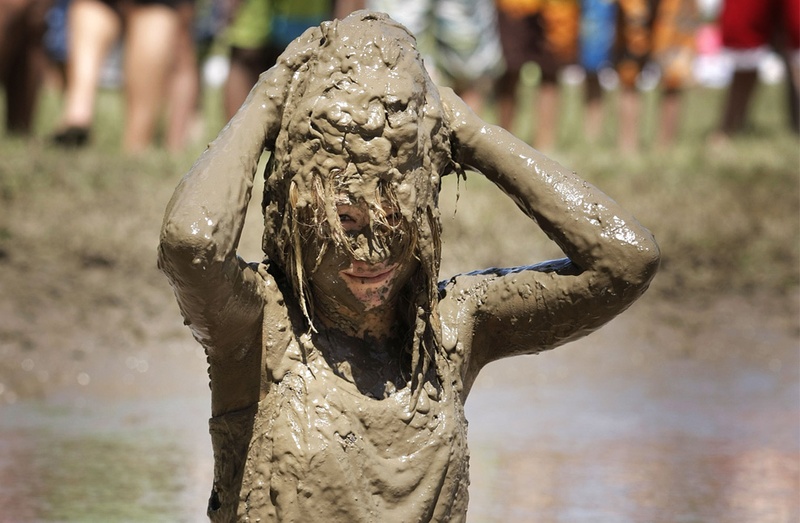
784, 52, 799, 134
454, 80, 489, 119
584, 74, 603, 145
333, 0, 364, 19
165, 1, 199, 152
657, 89, 681, 148
718, 69, 758, 135
122, 3, 179, 152
495, 69, 520, 132
223, 46, 267, 121
58, 0, 120, 129
451, 74, 493, 119
533, 81, 558, 151
0, 0, 49, 134
618, 86, 639, 153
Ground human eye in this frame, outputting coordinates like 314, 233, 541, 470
337, 205, 359, 231
385, 211, 403, 227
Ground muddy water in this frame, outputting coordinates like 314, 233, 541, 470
465, 297, 799, 523
2, 296, 796, 521
0, 341, 214, 521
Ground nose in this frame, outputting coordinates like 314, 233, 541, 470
349, 228, 391, 265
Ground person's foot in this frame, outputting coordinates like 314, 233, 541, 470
51, 126, 90, 147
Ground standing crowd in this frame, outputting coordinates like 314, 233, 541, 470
0, 0, 797, 153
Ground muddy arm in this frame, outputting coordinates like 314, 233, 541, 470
158, 70, 285, 412
439, 88, 660, 381
158, 26, 322, 341
158, 63, 289, 345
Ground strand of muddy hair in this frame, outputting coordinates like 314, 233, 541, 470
409, 305, 429, 410
409, 206, 445, 409
291, 215, 316, 337
428, 305, 448, 385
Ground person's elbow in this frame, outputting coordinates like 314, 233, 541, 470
157, 211, 221, 280
607, 227, 661, 299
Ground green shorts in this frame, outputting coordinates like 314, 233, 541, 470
226, 0, 330, 50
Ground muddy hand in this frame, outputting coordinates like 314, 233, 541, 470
438, 86, 489, 171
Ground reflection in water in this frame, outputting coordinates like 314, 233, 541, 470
465, 306, 799, 523
469, 426, 799, 522
0, 429, 39, 520
1, 397, 213, 522
36, 436, 184, 519
724, 448, 799, 522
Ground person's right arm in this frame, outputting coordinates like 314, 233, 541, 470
157, 36, 315, 414
158, 69, 284, 347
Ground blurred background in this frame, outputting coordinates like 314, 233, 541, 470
1, 0, 798, 520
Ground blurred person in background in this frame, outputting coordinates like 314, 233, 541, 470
714, 0, 799, 138
0, 0, 54, 136
621, 0, 701, 150
364, 0, 505, 115
219, 0, 334, 120
645, 0, 699, 149
50, 0, 199, 153
494, 0, 580, 151
42, 0, 71, 86
579, 0, 651, 151
164, 0, 201, 151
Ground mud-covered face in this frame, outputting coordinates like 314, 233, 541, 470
305, 194, 419, 314
261, 12, 453, 328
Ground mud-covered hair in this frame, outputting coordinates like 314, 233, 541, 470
261, 11, 456, 398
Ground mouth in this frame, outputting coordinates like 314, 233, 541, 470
340, 265, 397, 285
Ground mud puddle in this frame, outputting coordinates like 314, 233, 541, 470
1, 296, 797, 522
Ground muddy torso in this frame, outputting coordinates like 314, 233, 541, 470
206, 267, 470, 522
158, 10, 659, 519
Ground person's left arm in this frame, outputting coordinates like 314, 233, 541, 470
438, 88, 660, 386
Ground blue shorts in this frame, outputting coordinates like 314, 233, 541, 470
579, 0, 618, 72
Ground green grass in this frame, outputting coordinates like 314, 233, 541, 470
35, 432, 188, 521
1, 80, 798, 302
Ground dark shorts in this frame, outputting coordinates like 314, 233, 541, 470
100, 0, 194, 10
498, 2, 578, 80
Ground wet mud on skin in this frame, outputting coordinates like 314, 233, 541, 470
157, 11, 662, 519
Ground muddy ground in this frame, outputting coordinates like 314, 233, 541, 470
0, 151, 798, 521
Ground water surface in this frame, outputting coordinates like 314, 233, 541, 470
2, 298, 797, 522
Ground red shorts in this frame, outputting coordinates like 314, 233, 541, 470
720, 0, 800, 50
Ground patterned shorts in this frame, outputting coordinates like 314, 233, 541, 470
366, 0, 505, 83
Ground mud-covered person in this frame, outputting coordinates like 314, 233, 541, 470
158, 10, 659, 522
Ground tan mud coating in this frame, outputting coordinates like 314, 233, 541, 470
158, 10, 660, 522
